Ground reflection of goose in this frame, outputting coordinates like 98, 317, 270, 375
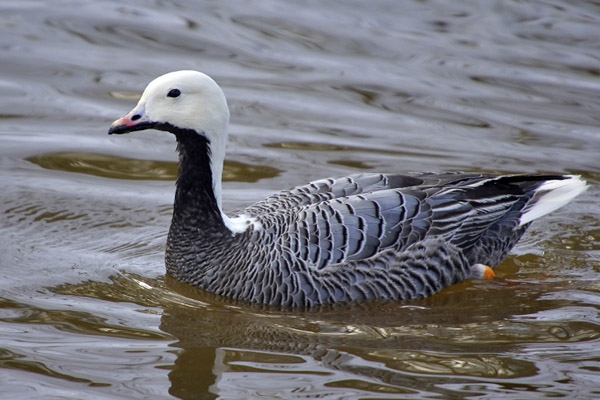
109, 70, 586, 307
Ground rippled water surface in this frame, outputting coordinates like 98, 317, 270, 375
1, 1, 600, 398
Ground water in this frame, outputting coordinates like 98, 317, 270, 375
1, 0, 599, 398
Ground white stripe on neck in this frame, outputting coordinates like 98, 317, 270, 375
222, 213, 262, 234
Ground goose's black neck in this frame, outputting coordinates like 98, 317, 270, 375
172, 129, 224, 228
165, 127, 238, 284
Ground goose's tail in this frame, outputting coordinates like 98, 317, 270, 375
519, 175, 588, 226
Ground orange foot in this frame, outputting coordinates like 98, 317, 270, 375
470, 263, 495, 280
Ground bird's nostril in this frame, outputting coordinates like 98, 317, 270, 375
131, 114, 141, 121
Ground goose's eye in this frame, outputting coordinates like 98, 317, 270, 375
167, 88, 181, 98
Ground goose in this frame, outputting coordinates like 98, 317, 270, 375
108, 70, 587, 307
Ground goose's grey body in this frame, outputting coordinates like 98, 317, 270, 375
109, 70, 587, 307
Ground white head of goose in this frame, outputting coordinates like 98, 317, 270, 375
109, 70, 587, 307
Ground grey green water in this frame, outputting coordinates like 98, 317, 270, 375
1, 1, 599, 398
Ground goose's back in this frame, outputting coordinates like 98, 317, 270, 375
244, 172, 529, 269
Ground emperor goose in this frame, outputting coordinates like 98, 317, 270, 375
108, 70, 587, 307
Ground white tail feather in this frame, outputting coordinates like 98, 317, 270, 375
519, 175, 587, 226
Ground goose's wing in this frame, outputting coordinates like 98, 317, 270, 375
244, 172, 478, 214
249, 173, 527, 270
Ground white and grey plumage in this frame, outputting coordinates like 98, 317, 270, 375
108, 70, 587, 307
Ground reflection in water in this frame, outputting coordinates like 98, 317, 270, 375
18, 272, 574, 397
27, 151, 280, 182
152, 274, 595, 398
